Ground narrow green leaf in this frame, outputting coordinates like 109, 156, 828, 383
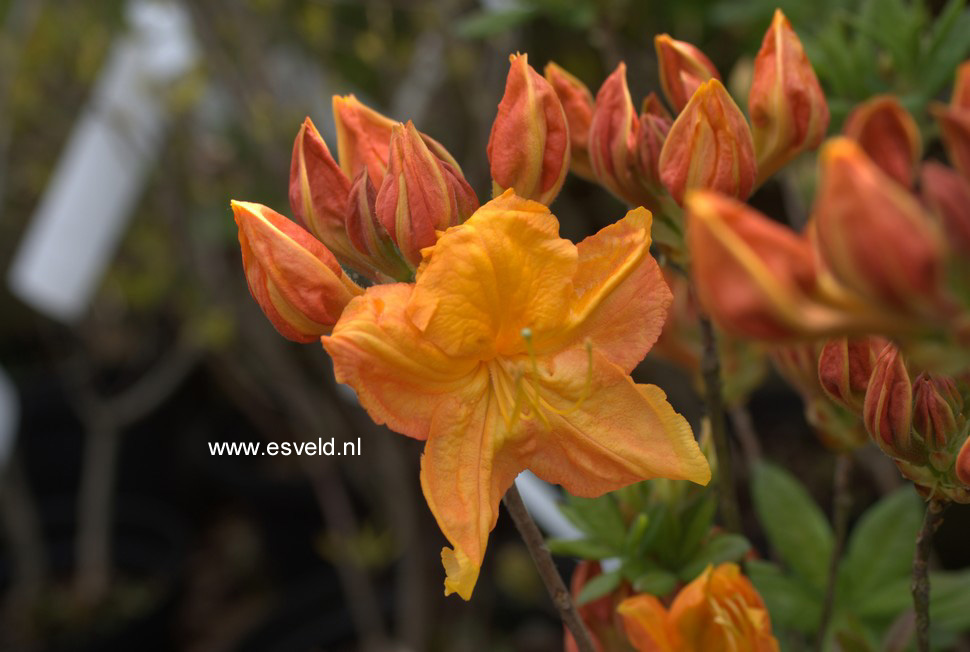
678, 533, 751, 582
632, 569, 679, 596
751, 461, 833, 591
577, 569, 622, 605
678, 494, 717, 564
546, 537, 618, 560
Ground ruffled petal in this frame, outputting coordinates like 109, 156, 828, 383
420, 383, 526, 599
322, 283, 481, 440
617, 594, 679, 652
407, 191, 577, 359
527, 348, 711, 492
550, 207, 672, 373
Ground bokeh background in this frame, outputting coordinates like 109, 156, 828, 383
1, 1, 969, 650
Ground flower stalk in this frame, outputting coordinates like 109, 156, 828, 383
913, 498, 947, 652
502, 484, 596, 652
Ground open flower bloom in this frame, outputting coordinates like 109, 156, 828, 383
618, 563, 779, 652
323, 191, 711, 599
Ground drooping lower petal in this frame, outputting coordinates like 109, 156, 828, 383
420, 383, 525, 600
528, 348, 711, 493
322, 283, 481, 440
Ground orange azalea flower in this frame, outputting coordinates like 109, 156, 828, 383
618, 563, 779, 652
322, 191, 711, 599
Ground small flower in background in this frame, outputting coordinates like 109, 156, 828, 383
323, 192, 710, 599
654, 34, 720, 113
933, 61, 970, 180
617, 562, 779, 652
842, 95, 922, 188
487, 53, 570, 205
545, 62, 596, 181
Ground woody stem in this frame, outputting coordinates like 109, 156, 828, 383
503, 484, 597, 652
913, 498, 947, 652
699, 316, 742, 533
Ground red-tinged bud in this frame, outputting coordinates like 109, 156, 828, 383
289, 117, 384, 281
332, 95, 461, 189
376, 122, 479, 266
864, 344, 923, 464
818, 336, 887, 413
843, 96, 921, 188
912, 373, 963, 455
770, 342, 822, 396
545, 61, 596, 180
686, 191, 843, 339
589, 63, 659, 210
638, 104, 673, 187
231, 200, 362, 342
933, 62, 970, 181
654, 34, 720, 113
748, 9, 829, 185
814, 138, 946, 315
920, 161, 970, 254
659, 80, 757, 205
488, 53, 570, 205
345, 170, 414, 281
957, 436, 970, 487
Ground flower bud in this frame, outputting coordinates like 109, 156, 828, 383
659, 79, 757, 205
818, 336, 886, 413
770, 342, 822, 396
814, 138, 945, 316
654, 34, 721, 113
589, 63, 658, 210
231, 200, 362, 342
912, 373, 963, 456
544, 62, 596, 180
686, 191, 841, 339
376, 121, 478, 266
933, 62, 970, 180
488, 53, 570, 204
748, 9, 829, 185
638, 94, 673, 187
289, 117, 383, 281
920, 161, 970, 255
345, 170, 414, 281
843, 96, 921, 188
864, 344, 923, 464
333, 94, 461, 189
957, 435, 970, 487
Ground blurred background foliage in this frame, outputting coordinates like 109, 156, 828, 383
0, 0, 969, 651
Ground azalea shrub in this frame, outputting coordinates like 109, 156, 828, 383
229, 2, 970, 651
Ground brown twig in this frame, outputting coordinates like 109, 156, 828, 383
913, 498, 947, 652
698, 316, 742, 533
816, 453, 852, 651
502, 483, 596, 652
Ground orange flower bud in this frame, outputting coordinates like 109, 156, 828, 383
814, 138, 945, 315
957, 435, 970, 487
659, 79, 757, 205
864, 344, 923, 464
933, 61, 970, 180
654, 34, 721, 113
376, 122, 478, 266
333, 94, 461, 189
231, 200, 362, 342
686, 191, 838, 339
619, 563, 779, 652
843, 96, 922, 188
818, 336, 886, 412
912, 373, 963, 454
748, 9, 829, 185
638, 96, 673, 187
345, 169, 414, 281
770, 342, 823, 396
920, 161, 970, 254
589, 63, 658, 210
544, 61, 596, 180
488, 53, 570, 204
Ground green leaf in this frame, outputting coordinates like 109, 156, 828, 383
577, 568, 622, 605
632, 569, 679, 596
623, 513, 650, 556
746, 559, 823, 634
454, 7, 538, 39
751, 461, 833, 591
678, 533, 752, 582
558, 494, 627, 550
546, 537, 618, 560
842, 487, 922, 603
930, 569, 970, 632
678, 494, 717, 564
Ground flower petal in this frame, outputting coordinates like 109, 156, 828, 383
420, 383, 525, 600
554, 207, 672, 373
528, 348, 711, 493
617, 594, 678, 652
322, 283, 481, 440
407, 191, 577, 359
